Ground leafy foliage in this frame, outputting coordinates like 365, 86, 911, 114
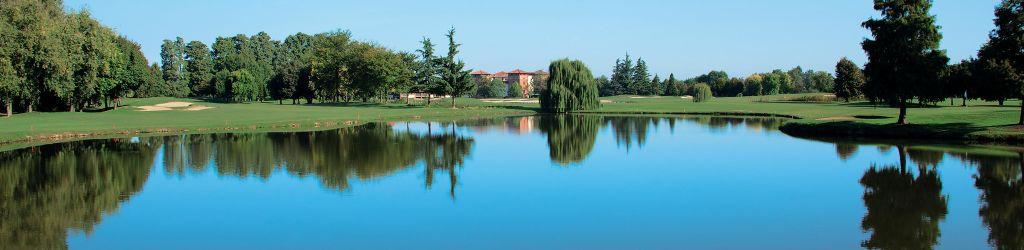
834, 57, 865, 102
540, 59, 600, 112
692, 83, 713, 102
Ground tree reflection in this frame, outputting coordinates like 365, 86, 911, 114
155, 123, 475, 195
0, 140, 157, 249
836, 143, 859, 161
538, 115, 601, 165
859, 146, 948, 250
958, 152, 1024, 249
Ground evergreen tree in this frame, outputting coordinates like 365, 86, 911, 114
862, 0, 949, 124
664, 74, 679, 96
437, 28, 475, 108
630, 57, 650, 95
646, 75, 661, 96
608, 54, 633, 96
415, 38, 440, 104
834, 57, 865, 102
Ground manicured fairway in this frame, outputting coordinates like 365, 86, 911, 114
1, 93, 1022, 146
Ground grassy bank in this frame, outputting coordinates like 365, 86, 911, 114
1, 93, 1022, 146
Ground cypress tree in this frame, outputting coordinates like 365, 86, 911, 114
540, 59, 600, 113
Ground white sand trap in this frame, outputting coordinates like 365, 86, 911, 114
600, 100, 613, 104
680, 96, 694, 99
184, 106, 214, 111
137, 106, 173, 112
155, 102, 193, 108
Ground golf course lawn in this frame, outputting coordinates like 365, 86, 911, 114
1, 93, 1022, 147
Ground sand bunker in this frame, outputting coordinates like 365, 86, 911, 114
137, 102, 215, 112
155, 102, 193, 108
680, 96, 694, 99
184, 105, 213, 111
137, 106, 173, 112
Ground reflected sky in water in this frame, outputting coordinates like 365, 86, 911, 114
0, 115, 1020, 249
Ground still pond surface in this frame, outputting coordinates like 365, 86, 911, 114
1, 115, 1022, 249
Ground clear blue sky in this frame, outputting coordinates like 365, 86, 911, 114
64, 0, 999, 78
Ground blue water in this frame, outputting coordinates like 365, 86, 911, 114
1, 116, 1019, 249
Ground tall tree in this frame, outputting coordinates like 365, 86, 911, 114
436, 28, 474, 108
862, 0, 949, 124
663, 74, 679, 96
415, 37, 440, 104
630, 57, 650, 95
979, 0, 1024, 124
835, 57, 866, 102
608, 54, 633, 96
184, 40, 214, 97
160, 37, 189, 97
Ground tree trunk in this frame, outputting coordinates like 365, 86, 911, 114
427, 95, 432, 105
406, 93, 411, 105
1000, 99, 1005, 106
1019, 102, 1023, 125
898, 146, 907, 174
279, 99, 283, 105
70, 103, 75, 112
896, 100, 908, 125
451, 95, 456, 109
4, 98, 11, 117
27, 104, 32, 113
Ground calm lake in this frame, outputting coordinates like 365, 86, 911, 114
1, 115, 1021, 249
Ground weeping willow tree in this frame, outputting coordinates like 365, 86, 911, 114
692, 83, 713, 102
538, 115, 601, 165
540, 59, 600, 113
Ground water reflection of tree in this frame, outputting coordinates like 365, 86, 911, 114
156, 123, 474, 195
606, 116, 656, 150
0, 140, 156, 249
958, 152, 1024, 249
538, 115, 601, 165
836, 143, 859, 161
859, 146, 947, 250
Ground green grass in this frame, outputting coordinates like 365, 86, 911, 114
1, 93, 1022, 146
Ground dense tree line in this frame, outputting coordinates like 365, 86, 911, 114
161, 31, 415, 104
1, 0, 157, 115
597, 54, 834, 98
155, 27, 477, 106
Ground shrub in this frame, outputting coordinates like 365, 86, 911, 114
540, 59, 600, 112
693, 83, 713, 102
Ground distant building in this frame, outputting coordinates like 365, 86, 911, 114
469, 69, 548, 98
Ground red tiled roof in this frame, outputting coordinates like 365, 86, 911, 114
471, 70, 491, 75
508, 69, 530, 74
493, 72, 509, 77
